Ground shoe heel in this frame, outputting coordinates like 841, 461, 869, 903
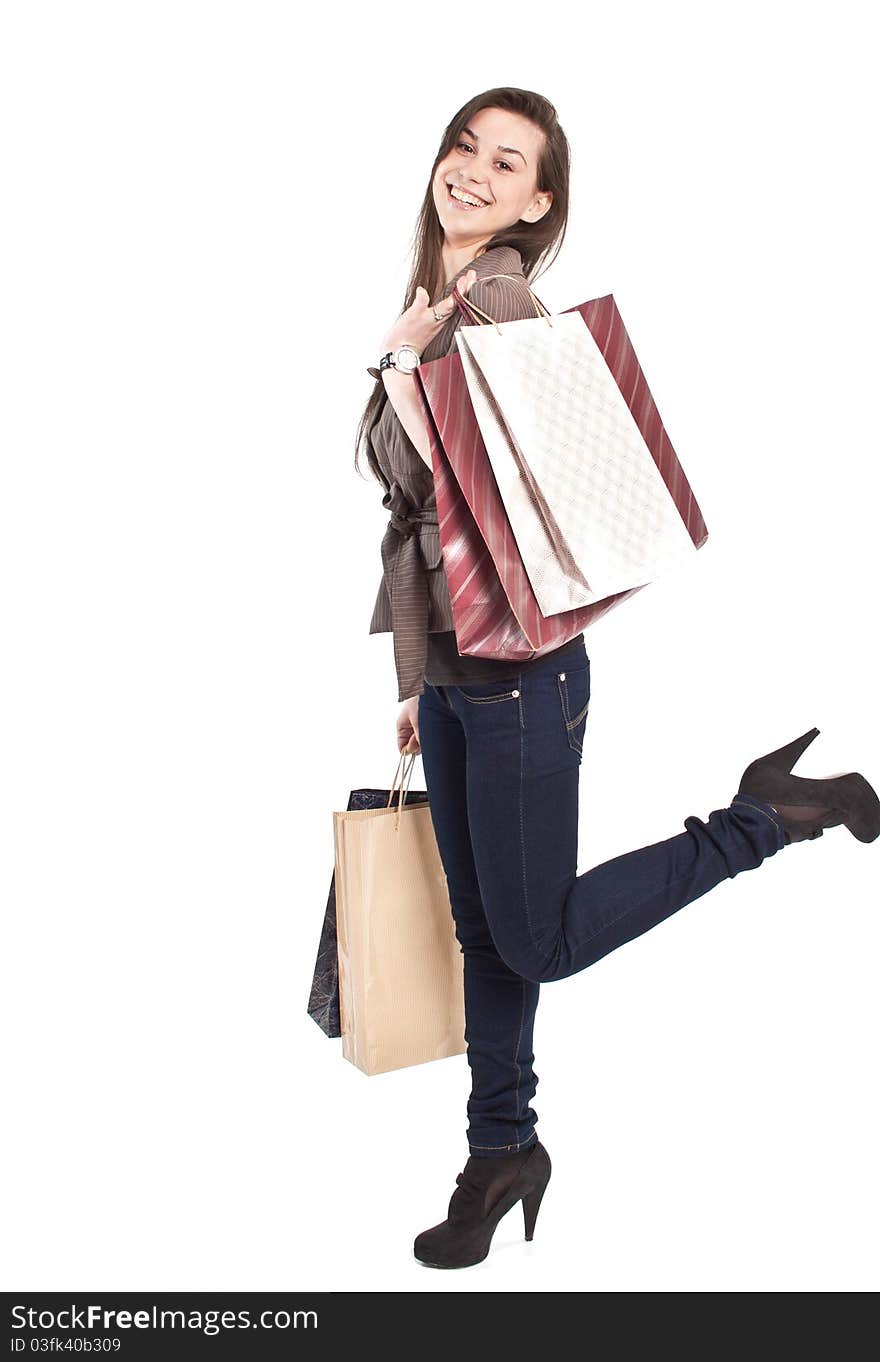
522, 1184, 546, 1242
765, 726, 821, 775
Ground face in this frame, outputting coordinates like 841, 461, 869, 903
432, 106, 553, 249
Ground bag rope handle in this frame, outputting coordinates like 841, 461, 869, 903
387, 747, 419, 830
451, 272, 553, 334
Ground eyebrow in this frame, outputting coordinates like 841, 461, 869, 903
461, 125, 527, 166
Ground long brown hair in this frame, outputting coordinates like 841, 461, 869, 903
354, 87, 572, 488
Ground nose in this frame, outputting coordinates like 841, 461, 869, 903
457, 167, 491, 199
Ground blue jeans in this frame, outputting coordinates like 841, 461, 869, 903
417, 637, 787, 1158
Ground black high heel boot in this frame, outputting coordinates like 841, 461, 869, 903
737, 727, 880, 845
413, 1141, 552, 1269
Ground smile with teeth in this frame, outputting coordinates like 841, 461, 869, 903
447, 183, 490, 210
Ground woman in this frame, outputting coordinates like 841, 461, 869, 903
355, 87, 880, 1270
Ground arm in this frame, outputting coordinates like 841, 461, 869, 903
378, 270, 480, 472
381, 271, 537, 469
391, 269, 539, 739
381, 366, 433, 471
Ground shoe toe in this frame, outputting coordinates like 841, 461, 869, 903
413, 1222, 486, 1269
413, 1224, 447, 1266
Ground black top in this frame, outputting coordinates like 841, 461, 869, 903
424, 628, 585, 686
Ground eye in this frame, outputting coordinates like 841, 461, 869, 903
455, 139, 513, 172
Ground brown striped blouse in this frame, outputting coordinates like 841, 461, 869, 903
367, 244, 568, 702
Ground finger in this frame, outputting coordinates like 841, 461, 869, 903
437, 271, 473, 321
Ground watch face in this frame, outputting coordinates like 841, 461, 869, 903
396, 346, 420, 373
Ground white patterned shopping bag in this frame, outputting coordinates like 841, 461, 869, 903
455, 294, 698, 614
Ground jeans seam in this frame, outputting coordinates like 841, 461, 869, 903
565, 803, 782, 966
468, 1129, 538, 1151
557, 671, 586, 755
731, 794, 784, 831
566, 700, 590, 730
512, 977, 527, 1144
519, 709, 539, 950
565, 861, 712, 968
557, 673, 571, 727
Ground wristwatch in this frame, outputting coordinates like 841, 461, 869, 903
367, 343, 421, 381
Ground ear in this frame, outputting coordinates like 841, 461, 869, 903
524, 191, 553, 223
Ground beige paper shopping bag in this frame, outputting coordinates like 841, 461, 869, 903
333, 750, 466, 1076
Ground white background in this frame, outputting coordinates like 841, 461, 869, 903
2, 0, 877, 1293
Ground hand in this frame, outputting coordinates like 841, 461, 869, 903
380, 269, 478, 359
397, 696, 421, 755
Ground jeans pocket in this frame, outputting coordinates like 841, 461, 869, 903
556, 663, 590, 755
456, 678, 522, 705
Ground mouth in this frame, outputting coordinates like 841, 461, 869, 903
445, 181, 491, 211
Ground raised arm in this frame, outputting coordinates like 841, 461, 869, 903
378, 270, 480, 470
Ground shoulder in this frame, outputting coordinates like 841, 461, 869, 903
472, 243, 525, 277
466, 245, 537, 324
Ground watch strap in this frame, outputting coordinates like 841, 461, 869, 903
367, 351, 393, 381
367, 347, 419, 381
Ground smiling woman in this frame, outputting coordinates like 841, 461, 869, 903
430, 106, 558, 294
347, 84, 878, 1276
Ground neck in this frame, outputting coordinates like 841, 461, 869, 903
442, 237, 492, 287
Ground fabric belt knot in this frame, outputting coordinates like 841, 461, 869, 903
389, 509, 418, 539
380, 484, 441, 702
